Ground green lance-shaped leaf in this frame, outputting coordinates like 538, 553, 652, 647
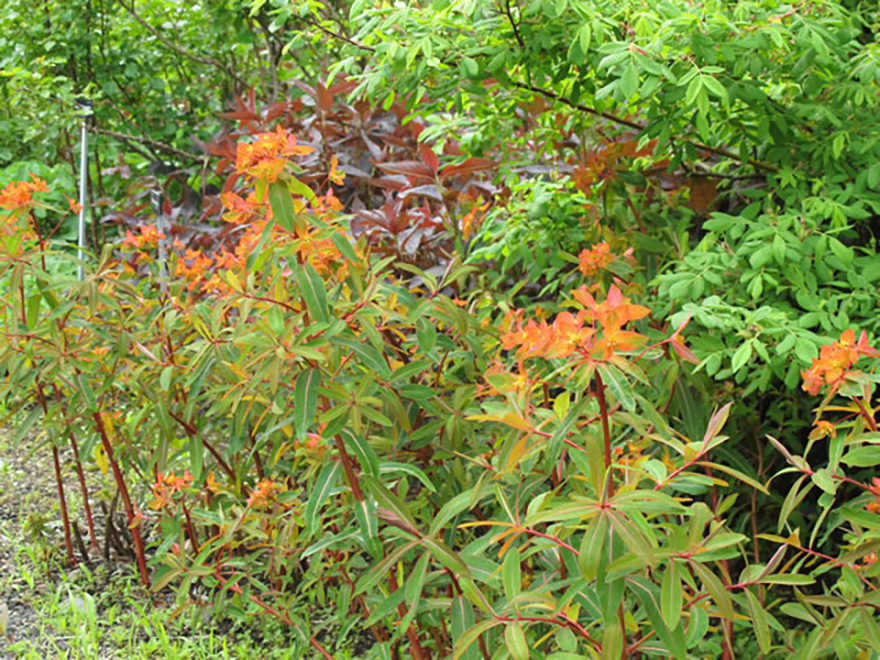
689, 560, 734, 620
697, 460, 769, 495
602, 621, 624, 660
422, 536, 472, 578
451, 594, 478, 660
334, 336, 391, 379
342, 428, 380, 477
860, 606, 880, 651
295, 262, 330, 324
628, 575, 686, 660
354, 497, 382, 558
354, 540, 420, 595
305, 460, 341, 535
331, 231, 359, 264
379, 462, 436, 492
294, 368, 320, 441
744, 588, 771, 654
363, 474, 419, 534
502, 546, 522, 604
547, 397, 588, 468
661, 560, 683, 630
429, 484, 492, 536
578, 511, 607, 582
607, 509, 655, 566
405, 551, 431, 607
453, 618, 502, 660
268, 180, 295, 233
505, 621, 530, 660
597, 363, 636, 412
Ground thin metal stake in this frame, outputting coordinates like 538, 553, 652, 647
74, 98, 93, 282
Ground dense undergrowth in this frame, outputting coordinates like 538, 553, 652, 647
2, 0, 880, 658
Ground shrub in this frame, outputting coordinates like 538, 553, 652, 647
8, 129, 880, 658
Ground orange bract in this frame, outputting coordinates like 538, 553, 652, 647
235, 125, 315, 182
577, 242, 614, 277
0, 174, 49, 211
247, 479, 283, 509
801, 329, 878, 396
150, 470, 193, 510
501, 285, 649, 362
122, 224, 166, 250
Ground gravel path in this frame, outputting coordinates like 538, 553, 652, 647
0, 421, 128, 657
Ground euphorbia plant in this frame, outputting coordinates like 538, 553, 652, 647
0, 126, 828, 659
765, 329, 880, 657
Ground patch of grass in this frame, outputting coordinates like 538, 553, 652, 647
1, 538, 369, 659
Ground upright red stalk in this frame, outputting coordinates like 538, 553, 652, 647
594, 371, 614, 499
53, 384, 99, 552
595, 370, 625, 658
703, 464, 735, 658
52, 445, 76, 564
34, 384, 75, 564
67, 430, 100, 553
93, 412, 150, 588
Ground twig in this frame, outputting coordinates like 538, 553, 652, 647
300, 16, 376, 52
511, 81, 779, 172
503, 0, 525, 49
92, 127, 201, 163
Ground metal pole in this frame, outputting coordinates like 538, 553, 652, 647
151, 188, 168, 280
74, 98, 93, 282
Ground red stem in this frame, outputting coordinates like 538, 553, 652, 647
52, 445, 76, 564
594, 372, 613, 498
54, 384, 99, 552
93, 412, 150, 588
853, 396, 878, 433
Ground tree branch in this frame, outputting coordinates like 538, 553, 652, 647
511, 81, 778, 172
300, 16, 376, 52
92, 127, 202, 163
117, 0, 246, 87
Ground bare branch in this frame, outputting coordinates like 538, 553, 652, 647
92, 127, 202, 163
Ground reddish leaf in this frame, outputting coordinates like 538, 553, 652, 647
366, 176, 409, 192
401, 184, 443, 201
671, 339, 699, 364
316, 83, 334, 113
440, 157, 497, 180
687, 177, 718, 213
420, 143, 440, 174
375, 161, 434, 180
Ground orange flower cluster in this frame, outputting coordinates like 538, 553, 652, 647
150, 470, 193, 510
122, 224, 166, 250
808, 419, 837, 441
801, 330, 879, 396
220, 190, 260, 225
247, 479, 282, 509
0, 174, 49, 211
235, 125, 314, 182
176, 249, 214, 289
578, 242, 614, 277
501, 285, 650, 362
